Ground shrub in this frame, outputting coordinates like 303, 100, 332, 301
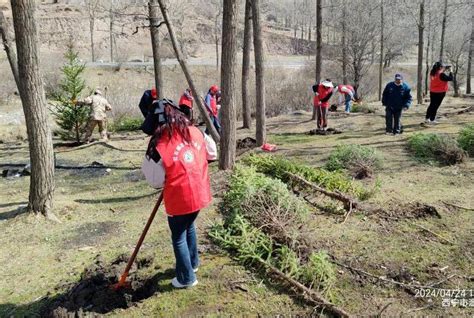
110, 116, 142, 132
325, 144, 383, 179
407, 133, 466, 165
351, 103, 376, 114
300, 251, 337, 300
458, 124, 474, 156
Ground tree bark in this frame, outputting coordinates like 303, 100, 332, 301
149, 0, 163, 99
341, 0, 348, 85
378, 0, 383, 100
241, 0, 252, 129
156, 0, 220, 142
312, 0, 322, 120
215, 11, 220, 72
10, 0, 55, 218
89, 16, 95, 62
219, 0, 239, 170
425, 1, 431, 96
253, 0, 266, 147
417, 0, 424, 105
467, 1, 473, 94
109, 5, 114, 62
439, 0, 447, 61
0, 10, 20, 88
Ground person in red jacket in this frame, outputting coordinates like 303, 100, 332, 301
204, 85, 221, 135
425, 61, 453, 124
312, 80, 334, 130
141, 99, 217, 288
178, 88, 194, 120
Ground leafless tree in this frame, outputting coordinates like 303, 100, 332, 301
378, 0, 384, 100
241, 0, 252, 129
148, 0, 162, 98
10, 0, 56, 218
83, 0, 102, 62
439, 0, 447, 60
467, 1, 473, 94
0, 9, 19, 87
417, 0, 425, 105
253, 0, 266, 147
219, 0, 239, 169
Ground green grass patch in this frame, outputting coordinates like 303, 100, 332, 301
268, 133, 315, 145
110, 116, 142, 132
457, 123, 474, 156
407, 133, 466, 165
242, 154, 376, 200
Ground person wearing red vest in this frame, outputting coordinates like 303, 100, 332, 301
312, 80, 334, 130
141, 99, 217, 288
335, 84, 356, 113
425, 61, 453, 124
204, 85, 221, 135
178, 88, 194, 120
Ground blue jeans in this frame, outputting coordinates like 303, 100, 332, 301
344, 95, 352, 113
205, 115, 221, 135
167, 211, 199, 285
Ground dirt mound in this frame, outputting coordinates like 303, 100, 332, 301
308, 128, 342, 136
237, 137, 257, 149
44, 255, 159, 317
380, 202, 442, 220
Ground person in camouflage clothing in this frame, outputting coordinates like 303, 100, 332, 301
78, 89, 112, 142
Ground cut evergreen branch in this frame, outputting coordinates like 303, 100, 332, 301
407, 133, 466, 165
242, 154, 376, 200
325, 144, 383, 179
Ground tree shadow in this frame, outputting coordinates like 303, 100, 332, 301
74, 192, 158, 204
0, 201, 27, 209
0, 206, 28, 221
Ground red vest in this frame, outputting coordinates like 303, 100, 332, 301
430, 70, 449, 93
313, 85, 333, 108
337, 84, 354, 95
157, 126, 212, 215
179, 94, 193, 108
209, 95, 218, 116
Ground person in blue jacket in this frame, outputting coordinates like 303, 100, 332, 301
382, 74, 412, 135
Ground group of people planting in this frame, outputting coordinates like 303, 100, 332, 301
75, 59, 453, 290
311, 61, 453, 135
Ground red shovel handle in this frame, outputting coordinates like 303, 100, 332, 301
114, 192, 164, 289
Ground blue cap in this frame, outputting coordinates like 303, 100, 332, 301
395, 73, 403, 80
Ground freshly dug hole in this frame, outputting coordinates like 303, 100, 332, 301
43, 254, 159, 318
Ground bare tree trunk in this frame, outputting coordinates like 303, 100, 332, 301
149, 0, 163, 98
308, 18, 311, 41
156, 0, 220, 142
342, 0, 348, 85
219, 0, 239, 170
0, 10, 20, 87
467, 1, 473, 94
253, 0, 266, 147
417, 0, 425, 105
241, 0, 252, 129
89, 16, 95, 62
313, 0, 322, 120
439, 0, 447, 61
424, 0, 431, 96
109, 4, 114, 62
378, 0, 383, 100
215, 13, 220, 72
11, 0, 55, 218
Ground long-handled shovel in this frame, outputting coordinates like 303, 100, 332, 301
111, 192, 164, 290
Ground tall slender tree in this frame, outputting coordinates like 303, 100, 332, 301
149, 0, 163, 98
253, 0, 266, 146
241, 0, 252, 129
417, 0, 425, 105
312, 0, 322, 120
341, 0, 348, 85
378, 0, 384, 100
467, 1, 473, 94
439, 0, 448, 61
0, 9, 19, 87
10, 0, 55, 218
219, 0, 239, 169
